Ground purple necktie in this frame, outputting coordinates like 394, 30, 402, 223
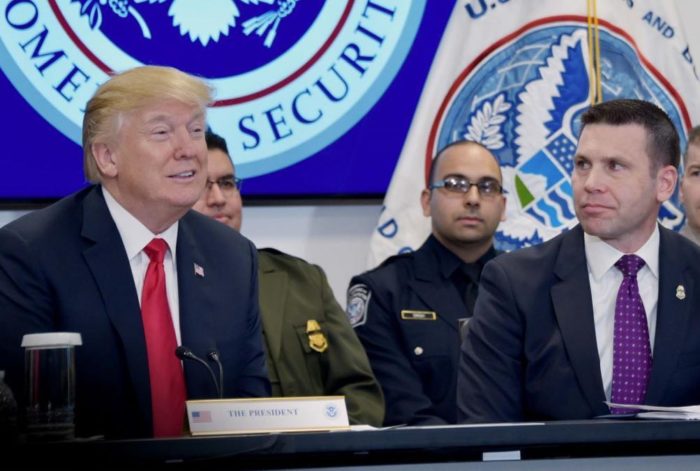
610, 254, 652, 414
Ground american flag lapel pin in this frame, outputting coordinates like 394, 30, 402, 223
194, 263, 205, 278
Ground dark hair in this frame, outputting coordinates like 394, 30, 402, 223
579, 98, 680, 170
427, 140, 501, 186
205, 130, 229, 156
683, 125, 700, 166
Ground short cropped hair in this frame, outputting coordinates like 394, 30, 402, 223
205, 130, 230, 156
579, 98, 680, 171
427, 140, 502, 186
83, 65, 213, 182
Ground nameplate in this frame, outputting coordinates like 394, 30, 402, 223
186, 396, 349, 436
400, 310, 437, 320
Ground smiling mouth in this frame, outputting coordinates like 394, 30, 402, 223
169, 170, 196, 179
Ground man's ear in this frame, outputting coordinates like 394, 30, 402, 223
91, 142, 118, 178
420, 188, 432, 217
656, 164, 678, 203
500, 195, 507, 222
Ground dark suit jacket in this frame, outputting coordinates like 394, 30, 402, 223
458, 225, 700, 422
257, 249, 384, 426
0, 186, 270, 438
348, 236, 497, 426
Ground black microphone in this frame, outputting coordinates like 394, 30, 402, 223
207, 350, 224, 399
175, 346, 222, 398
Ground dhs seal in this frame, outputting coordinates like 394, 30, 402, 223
324, 403, 339, 419
0, 0, 425, 178
429, 18, 689, 251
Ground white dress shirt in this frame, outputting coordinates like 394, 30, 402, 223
102, 188, 182, 345
584, 225, 659, 401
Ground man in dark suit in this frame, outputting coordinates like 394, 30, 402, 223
0, 66, 270, 439
459, 98, 700, 422
193, 131, 384, 426
346, 141, 506, 425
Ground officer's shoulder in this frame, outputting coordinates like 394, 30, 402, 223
258, 247, 322, 274
258, 247, 307, 263
378, 251, 416, 267
351, 251, 416, 285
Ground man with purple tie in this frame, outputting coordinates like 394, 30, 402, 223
459, 99, 700, 422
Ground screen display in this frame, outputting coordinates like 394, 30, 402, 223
0, 1, 454, 204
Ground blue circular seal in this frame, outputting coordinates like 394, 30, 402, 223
429, 18, 689, 251
0, 0, 425, 178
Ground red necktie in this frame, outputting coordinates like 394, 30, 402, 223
142, 238, 186, 437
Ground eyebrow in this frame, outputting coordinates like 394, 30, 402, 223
443, 173, 499, 181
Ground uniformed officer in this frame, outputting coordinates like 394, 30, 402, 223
346, 140, 506, 425
194, 131, 385, 426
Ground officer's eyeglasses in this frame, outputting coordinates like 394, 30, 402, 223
429, 176, 502, 197
205, 176, 242, 194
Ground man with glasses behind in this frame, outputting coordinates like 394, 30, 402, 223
346, 140, 506, 425
193, 131, 385, 426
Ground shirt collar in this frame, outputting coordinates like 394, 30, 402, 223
102, 186, 179, 260
584, 224, 660, 281
427, 234, 497, 280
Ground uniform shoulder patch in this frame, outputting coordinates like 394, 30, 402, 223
346, 283, 372, 327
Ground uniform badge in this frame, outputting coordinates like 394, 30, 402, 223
676, 284, 686, 300
346, 284, 371, 327
306, 319, 328, 353
400, 310, 437, 320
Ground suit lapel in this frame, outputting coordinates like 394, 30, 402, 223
80, 187, 151, 422
408, 245, 464, 332
257, 252, 288, 362
645, 227, 694, 404
551, 226, 608, 415
176, 215, 216, 359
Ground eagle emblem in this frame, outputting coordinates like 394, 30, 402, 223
73, 0, 299, 47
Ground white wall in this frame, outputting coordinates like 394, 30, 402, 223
241, 203, 382, 306
2, 0, 700, 307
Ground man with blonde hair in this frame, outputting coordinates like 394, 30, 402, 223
0, 65, 270, 439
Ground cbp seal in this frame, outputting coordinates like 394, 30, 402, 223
0, 0, 425, 178
428, 18, 688, 251
346, 283, 371, 327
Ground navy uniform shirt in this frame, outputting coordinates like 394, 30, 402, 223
346, 235, 498, 426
